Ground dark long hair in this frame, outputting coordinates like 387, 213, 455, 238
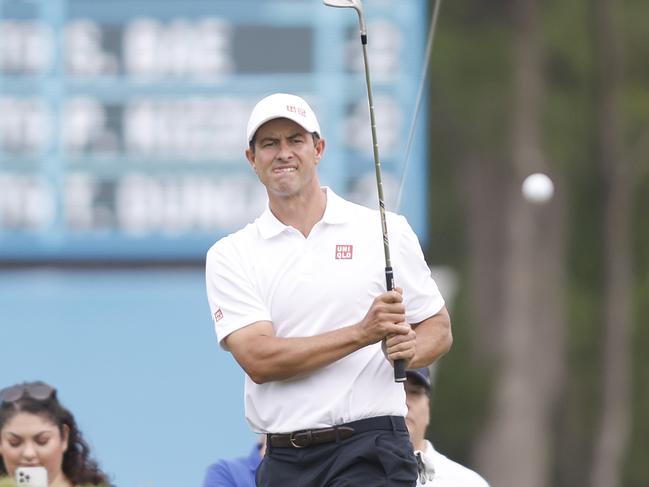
0, 384, 111, 486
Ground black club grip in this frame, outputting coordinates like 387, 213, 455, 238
385, 266, 406, 382
394, 359, 406, 382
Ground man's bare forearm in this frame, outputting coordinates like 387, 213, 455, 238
408, 306, 452, 369
225, 290, 411, 383
228, 322, 367, 383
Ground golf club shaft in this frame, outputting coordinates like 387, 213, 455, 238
360, 32, 406, 383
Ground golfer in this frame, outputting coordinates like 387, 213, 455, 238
205, 93, 452, 486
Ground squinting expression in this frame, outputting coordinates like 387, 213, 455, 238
246, 118, 325, 199
0, 412, 68, 482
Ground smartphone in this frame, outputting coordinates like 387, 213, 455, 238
15, 466, 48, 487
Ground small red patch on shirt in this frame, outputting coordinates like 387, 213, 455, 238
213, 309, 223, 321
335, 244, 353, 260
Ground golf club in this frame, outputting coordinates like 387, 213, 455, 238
323, 0, 406, 383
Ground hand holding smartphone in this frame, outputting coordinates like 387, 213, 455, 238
15, 466, 48, 487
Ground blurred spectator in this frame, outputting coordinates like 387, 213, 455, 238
202, 436, 265, 487
405, 368, 489, 487
0, 381, 112, 487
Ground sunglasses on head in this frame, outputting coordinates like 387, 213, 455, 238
0, 381, 56, 405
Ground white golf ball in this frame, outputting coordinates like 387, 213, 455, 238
522, 172, 554, 203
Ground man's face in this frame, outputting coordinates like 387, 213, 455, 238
245, 118, 324, 199
405, 377, 430, 444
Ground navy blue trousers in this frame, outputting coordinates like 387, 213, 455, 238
256, 416, 418, 487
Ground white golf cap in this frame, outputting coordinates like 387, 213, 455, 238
246, 93, 321, 143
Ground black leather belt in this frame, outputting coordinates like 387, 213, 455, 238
268, 415, 406, 449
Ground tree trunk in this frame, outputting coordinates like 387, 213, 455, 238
590, 0, 631, 485
462, 153, 507, 361
473, 0, 566, 485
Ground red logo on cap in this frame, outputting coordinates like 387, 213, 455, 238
286, 105, 306, 117
335, 245, 353, 260
213, 309, 223, 321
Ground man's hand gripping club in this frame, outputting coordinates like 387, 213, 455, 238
357, 288, 416, 366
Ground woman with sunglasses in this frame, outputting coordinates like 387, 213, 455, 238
0, 381, 112, 487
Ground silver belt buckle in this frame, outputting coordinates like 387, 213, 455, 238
289, 430, 311, 448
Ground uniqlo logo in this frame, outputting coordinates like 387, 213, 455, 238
213, 309, 223, 321
335, 244, 353, 260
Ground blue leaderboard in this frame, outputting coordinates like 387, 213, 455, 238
0, 0, 429, 261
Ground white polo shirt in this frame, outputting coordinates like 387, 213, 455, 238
205, 187, 445, 433
416, 440, 490, 486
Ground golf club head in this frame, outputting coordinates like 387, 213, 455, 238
323, 0, 366, 36
323, 0, 361, 9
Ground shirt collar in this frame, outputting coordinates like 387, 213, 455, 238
257, 187, 352, 239
321, 187, 353, 224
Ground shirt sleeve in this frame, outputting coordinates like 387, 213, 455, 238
391, 214, 445, 324
205, 238, 271, 349
202, 461, 236, 487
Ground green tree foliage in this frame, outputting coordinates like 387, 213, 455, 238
424, 0, 648, 484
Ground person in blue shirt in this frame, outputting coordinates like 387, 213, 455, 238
202, 436, 265, 487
